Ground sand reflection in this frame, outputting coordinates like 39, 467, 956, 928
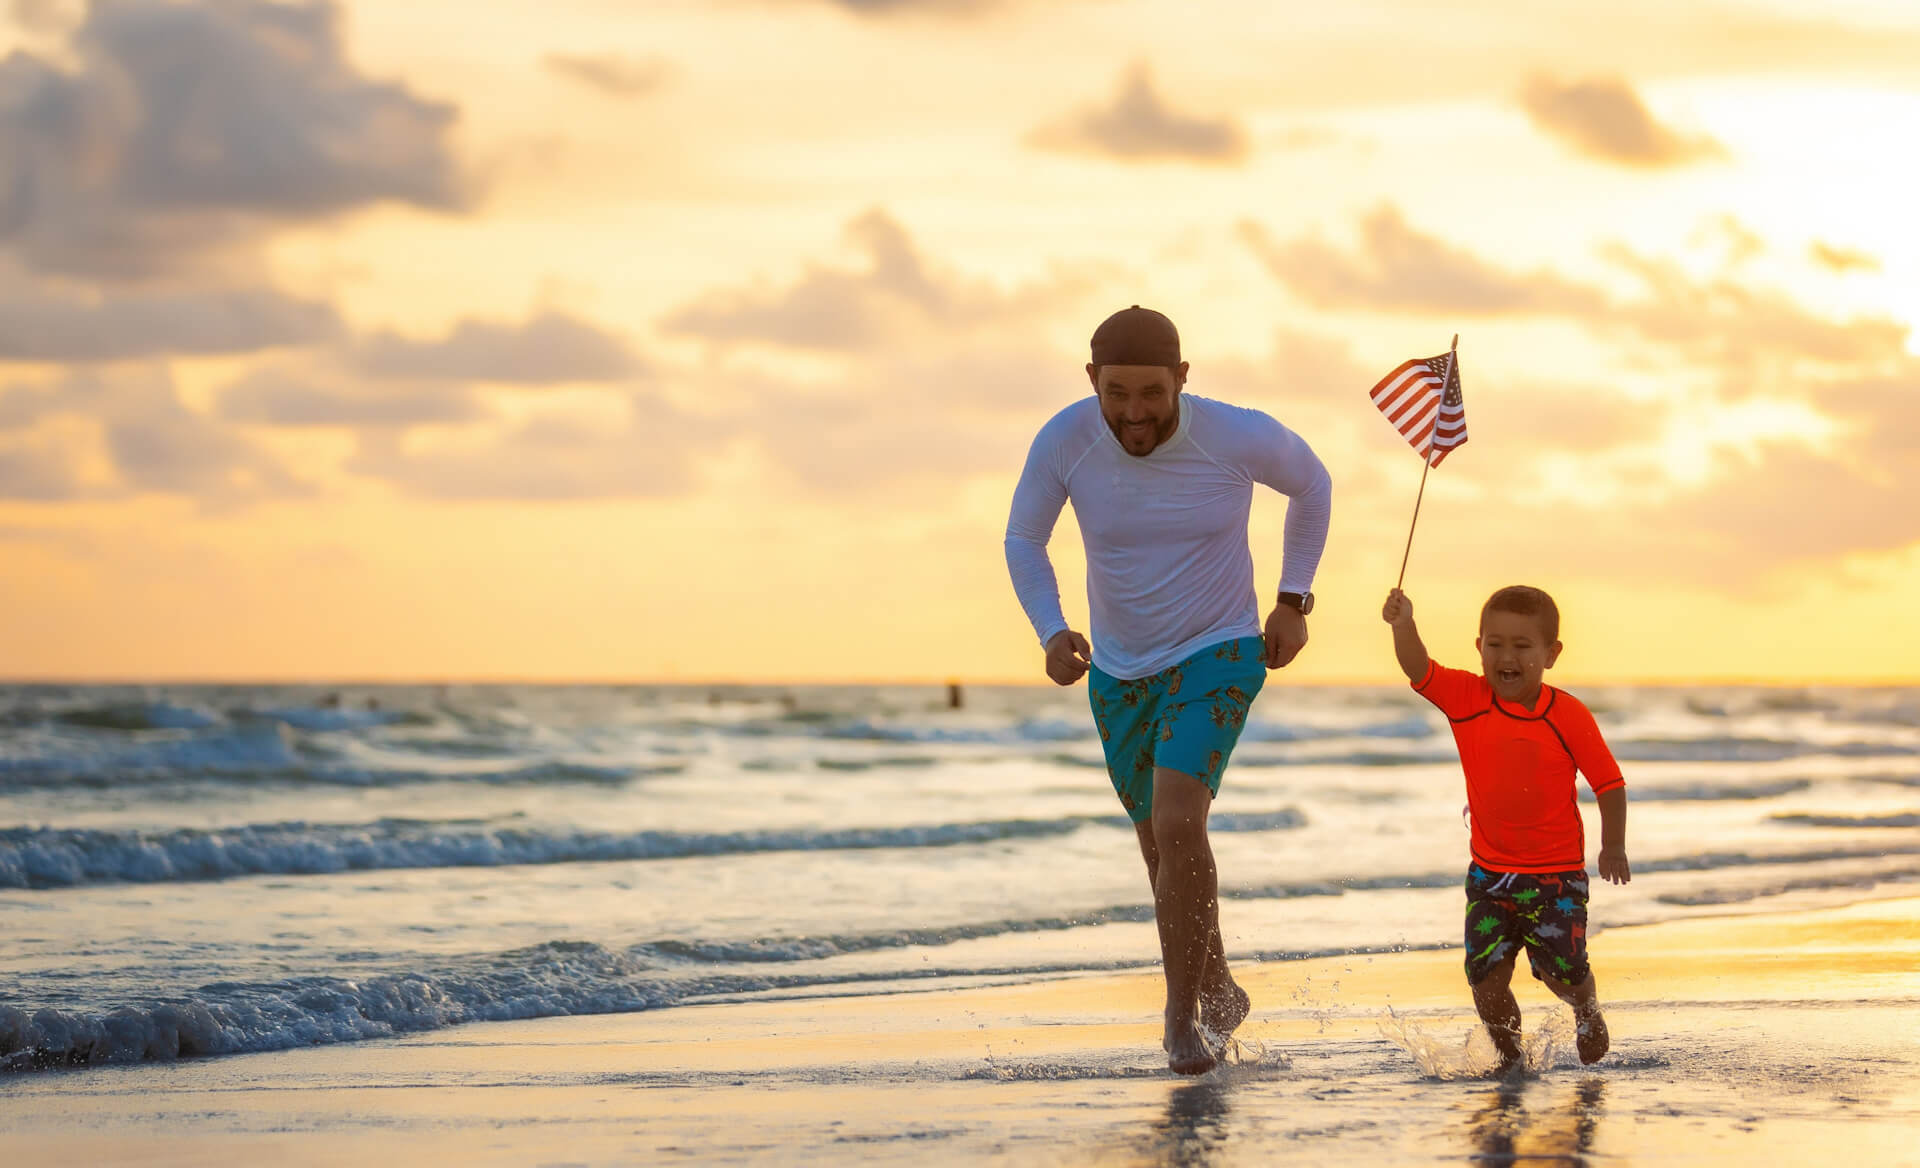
1134, 1079, 1233, 1166
1462, 1076, 1607, 1166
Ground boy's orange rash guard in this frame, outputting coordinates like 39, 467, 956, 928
1413, 660, 1625, 874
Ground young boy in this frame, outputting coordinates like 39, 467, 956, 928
1382, 584, 1630, 1070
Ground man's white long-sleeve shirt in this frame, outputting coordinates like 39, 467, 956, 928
1004, 393, 1332, 681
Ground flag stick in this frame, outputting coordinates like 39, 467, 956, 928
1394, 334, 1457, 590
1394, 456, 1432, 591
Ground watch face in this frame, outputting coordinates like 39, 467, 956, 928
1282, 592, 1314, 615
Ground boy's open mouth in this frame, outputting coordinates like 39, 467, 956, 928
1497, 668, 1523, 684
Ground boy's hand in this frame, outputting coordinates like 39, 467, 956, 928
1382, 588, 1414, 628
1597, 847, 1631, 885
1043, 630, 1092, 686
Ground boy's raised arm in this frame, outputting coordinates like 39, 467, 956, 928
1381, 588, 1429, 684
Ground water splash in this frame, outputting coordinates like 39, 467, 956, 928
1377, 1006, 1575, 1080
1208, 1031, 1290, 1075
963, 1028, 1288, 1083
1287, 972, 1344, 1034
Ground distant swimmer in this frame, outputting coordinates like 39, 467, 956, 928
1383, 585, 1631, 1072
1005, 305, 1332, 1074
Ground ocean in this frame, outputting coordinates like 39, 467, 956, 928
2, 680, 1916, 1070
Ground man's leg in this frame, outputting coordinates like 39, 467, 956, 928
1150, 766, 1222, 1075
1541, 972, 1609, 1064
1132, 822, 1248, 1038
1470, 954, 1524, 1074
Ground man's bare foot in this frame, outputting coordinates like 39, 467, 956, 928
1164, 1019, 1218, 1076
1574, 1008, 1609, 1064
1199, 980, 1250, 1038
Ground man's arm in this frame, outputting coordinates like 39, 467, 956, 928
1241, 414, 1332, 599
1005, 421, 1087, 684
1381, 588, 1428, 683
1238, 409, 1332, 668
1595, 787, 1630, 884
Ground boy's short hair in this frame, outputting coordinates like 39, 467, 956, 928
1481, 585, 1560, 642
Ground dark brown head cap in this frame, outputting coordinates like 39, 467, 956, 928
1090, 305, 1181, 367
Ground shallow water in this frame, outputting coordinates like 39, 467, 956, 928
1, 681, 1916, 1068
3, 992, 1914, 1166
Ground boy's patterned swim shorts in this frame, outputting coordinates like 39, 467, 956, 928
1463, 865, 1591, 987
1087, 635, 1267, 824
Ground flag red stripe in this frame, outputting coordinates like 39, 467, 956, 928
1384, 373, 1439, 413
1374, 366, 1438, 395
1371, 371, 1436, 409
1386, 390, 1434, 427
1372, 381, 1427, 414
1368, 359, 1425, 397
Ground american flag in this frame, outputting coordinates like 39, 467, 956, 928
1368, 346, 1467, 466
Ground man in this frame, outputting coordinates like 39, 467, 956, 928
1004, 305, 1332, 1074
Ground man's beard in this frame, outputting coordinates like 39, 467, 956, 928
1110, 413, 1175, 454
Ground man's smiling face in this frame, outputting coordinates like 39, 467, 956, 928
1089, 362, 1186, 456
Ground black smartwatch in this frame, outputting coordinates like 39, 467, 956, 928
1277, 591, 1314, 615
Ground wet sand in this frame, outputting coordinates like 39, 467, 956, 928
2, 895, 1916, 1165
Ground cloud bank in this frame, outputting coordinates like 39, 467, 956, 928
543, 53, 671, 98
1028, 64, 1248, 165
0, 0, 469, 279
1519, 75, 1726, 168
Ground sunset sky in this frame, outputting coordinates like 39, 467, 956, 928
2, 0, 1918, 683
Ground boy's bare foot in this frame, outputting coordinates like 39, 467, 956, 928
1199, 980, 1250, 1038
1574, 1008, 1609, 1064
1485, 1022, 1523, 1076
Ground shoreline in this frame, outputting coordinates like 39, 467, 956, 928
2, 893, 1915, 1165
6, 677, 1918, 688
7, 881, 1914, 1077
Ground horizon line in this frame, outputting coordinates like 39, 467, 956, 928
2, 674, 1916, 688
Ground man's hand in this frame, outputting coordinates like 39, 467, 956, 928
1382, 588, 1414, 628
1263, 604, 1308, 669
1044, 630, 1092, 686
1597, 847, 1631, 885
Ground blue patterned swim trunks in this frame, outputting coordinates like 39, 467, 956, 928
1463, 865, 1591, 987
1087, 635, 1267, 823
